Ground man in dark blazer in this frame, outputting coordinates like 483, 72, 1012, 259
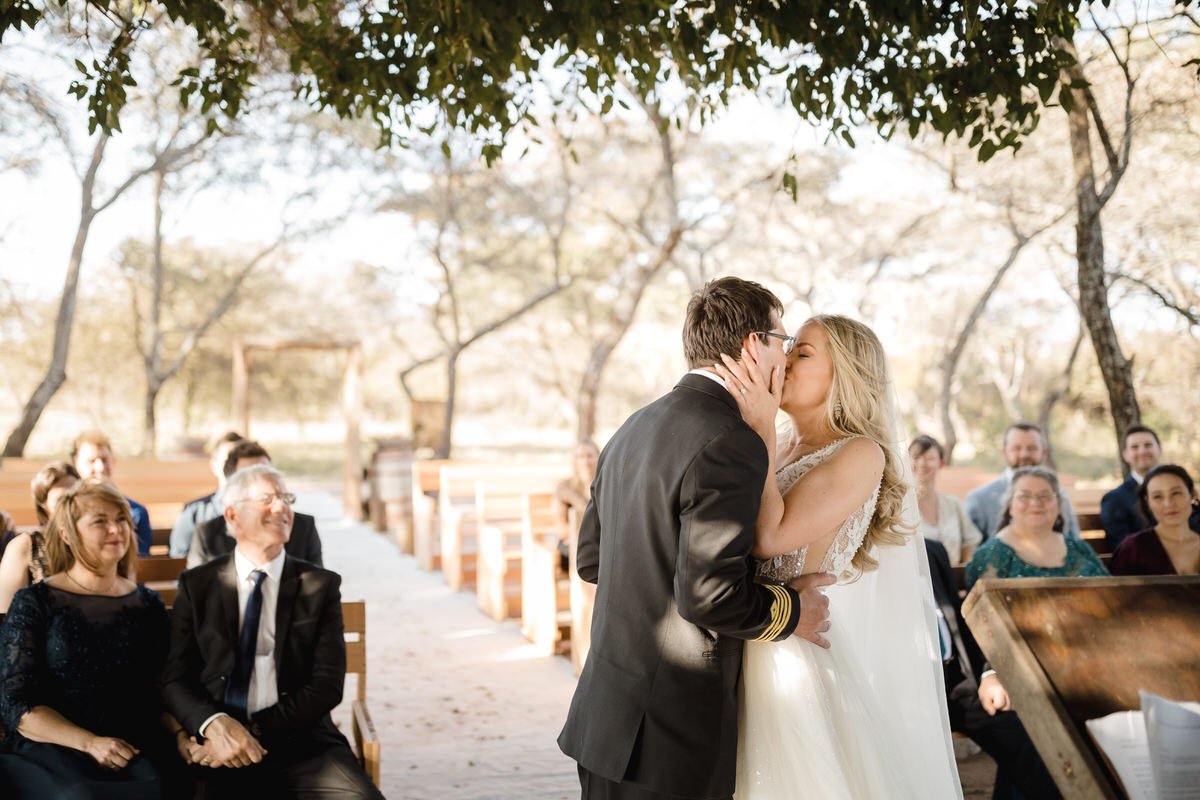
186, 440, 323, 569
162, 464, 379, 799
558, 277, 834, 800
1101, 424, 1200, 551
925, 539, 1059, 799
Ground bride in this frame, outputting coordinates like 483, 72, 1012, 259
715, 314, 962, 799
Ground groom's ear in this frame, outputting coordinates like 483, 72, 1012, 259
740, 331, 760, 362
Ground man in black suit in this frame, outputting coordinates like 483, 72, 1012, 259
924, 539, 1060, 799
1101, 424, 1200, 551
163, 463, 380, 799
187, 440, 323, 568
558, 277, 834, 800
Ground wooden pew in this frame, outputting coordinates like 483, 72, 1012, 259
411, 459, 457, 571
0, 458, 213, 529
137, 556, 188, 606
437, 464, 563, 591
475, 487, 557, 622
963, 575, 1200, 798
519, 493, 572, 655
342, 600, 382, 789
474, 483, 532, 621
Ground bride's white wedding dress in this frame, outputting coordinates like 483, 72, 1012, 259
736, 438, 962, 799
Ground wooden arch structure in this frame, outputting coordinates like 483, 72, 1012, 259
231, 339, 364, 521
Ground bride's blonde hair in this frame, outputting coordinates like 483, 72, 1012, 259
807, 314, 913, 573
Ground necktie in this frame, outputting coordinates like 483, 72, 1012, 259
226, 569, 267, 716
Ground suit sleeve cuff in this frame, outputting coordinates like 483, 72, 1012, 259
753, 584, 801, 642
198, 712, 228, 738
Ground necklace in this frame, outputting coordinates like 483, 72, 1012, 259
64, 569, 119, 596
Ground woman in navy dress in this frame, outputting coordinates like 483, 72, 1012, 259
1110, 464, 1199, 576
0, 479, 182, 799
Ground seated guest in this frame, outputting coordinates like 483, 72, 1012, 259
187, 441, 322, 568
0, 461, 80, 614
71, 430, 154, 556
1110, 464, 1200, 576
966, 466, 1108, 588
0, 479, 182, 798
910, 434, 982, 565
162, 464, 381, 799
1101, 425, 1200, 552
925, 539, 1059, 799
169, 431, 244, 557
965, 423, 1081, 541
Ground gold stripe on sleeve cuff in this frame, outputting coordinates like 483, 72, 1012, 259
755, 584, 791, 642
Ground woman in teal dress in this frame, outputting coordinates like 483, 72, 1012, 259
965, 466, 1107, 731
965, 466, 1108, 590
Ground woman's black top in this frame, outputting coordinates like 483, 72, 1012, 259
0, 582, 168, 747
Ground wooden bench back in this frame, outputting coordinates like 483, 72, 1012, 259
964, 576, 1200, 798
343, 600, 367, 703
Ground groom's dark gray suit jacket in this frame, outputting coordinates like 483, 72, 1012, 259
558, 373, 801, 799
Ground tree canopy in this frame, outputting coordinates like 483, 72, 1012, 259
1, 1, 1088, 159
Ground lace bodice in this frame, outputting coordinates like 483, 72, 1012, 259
757, 438, 881, 584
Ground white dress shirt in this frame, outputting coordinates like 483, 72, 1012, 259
687, 367, 729, 391
198, 548, 285, 736
234, 547, 285, 715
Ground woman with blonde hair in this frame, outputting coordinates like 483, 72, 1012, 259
0, 461, 80, 614
0, 479, 184, 798
716, 314, 960, 799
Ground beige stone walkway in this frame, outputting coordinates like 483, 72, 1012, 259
293, 485, 579, 800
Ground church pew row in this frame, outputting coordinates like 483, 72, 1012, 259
436, 464, 564, 592
518, 494, 573, 655
475, 489, 558, 623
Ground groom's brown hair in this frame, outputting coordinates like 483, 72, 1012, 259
683, 277, 783, 370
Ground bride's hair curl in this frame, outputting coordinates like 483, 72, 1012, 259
807, 314, 914, 574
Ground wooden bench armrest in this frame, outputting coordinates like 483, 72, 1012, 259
351, 699, 381, 789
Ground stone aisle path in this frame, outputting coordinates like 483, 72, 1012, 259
293, 484, 579, 800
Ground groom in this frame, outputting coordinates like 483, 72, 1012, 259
558, 277, 835, 800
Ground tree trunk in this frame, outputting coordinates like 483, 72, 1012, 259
4, 134, 120, 456
143, 380, 162, 457
436, 347, 461, 459
1065, 87, 1140, 464
3, 186, 101, 455
141, 170, 167, 456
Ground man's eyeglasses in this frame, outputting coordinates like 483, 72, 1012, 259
757, 331, 797, 356
236, 492, 297, 507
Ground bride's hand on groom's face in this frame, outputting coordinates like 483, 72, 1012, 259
787, 572, 836, 649
715, 350, 782, 436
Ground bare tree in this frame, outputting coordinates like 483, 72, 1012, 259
391, 149, 572, 457
937, 208, 1068, 460
1057, 17, 1142, 464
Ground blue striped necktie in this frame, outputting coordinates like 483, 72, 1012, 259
225, 569, 267, 716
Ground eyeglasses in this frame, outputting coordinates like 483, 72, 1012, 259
1013, 492, 1057, 506
757, 331, 797, 356
236, 492, 297, 507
